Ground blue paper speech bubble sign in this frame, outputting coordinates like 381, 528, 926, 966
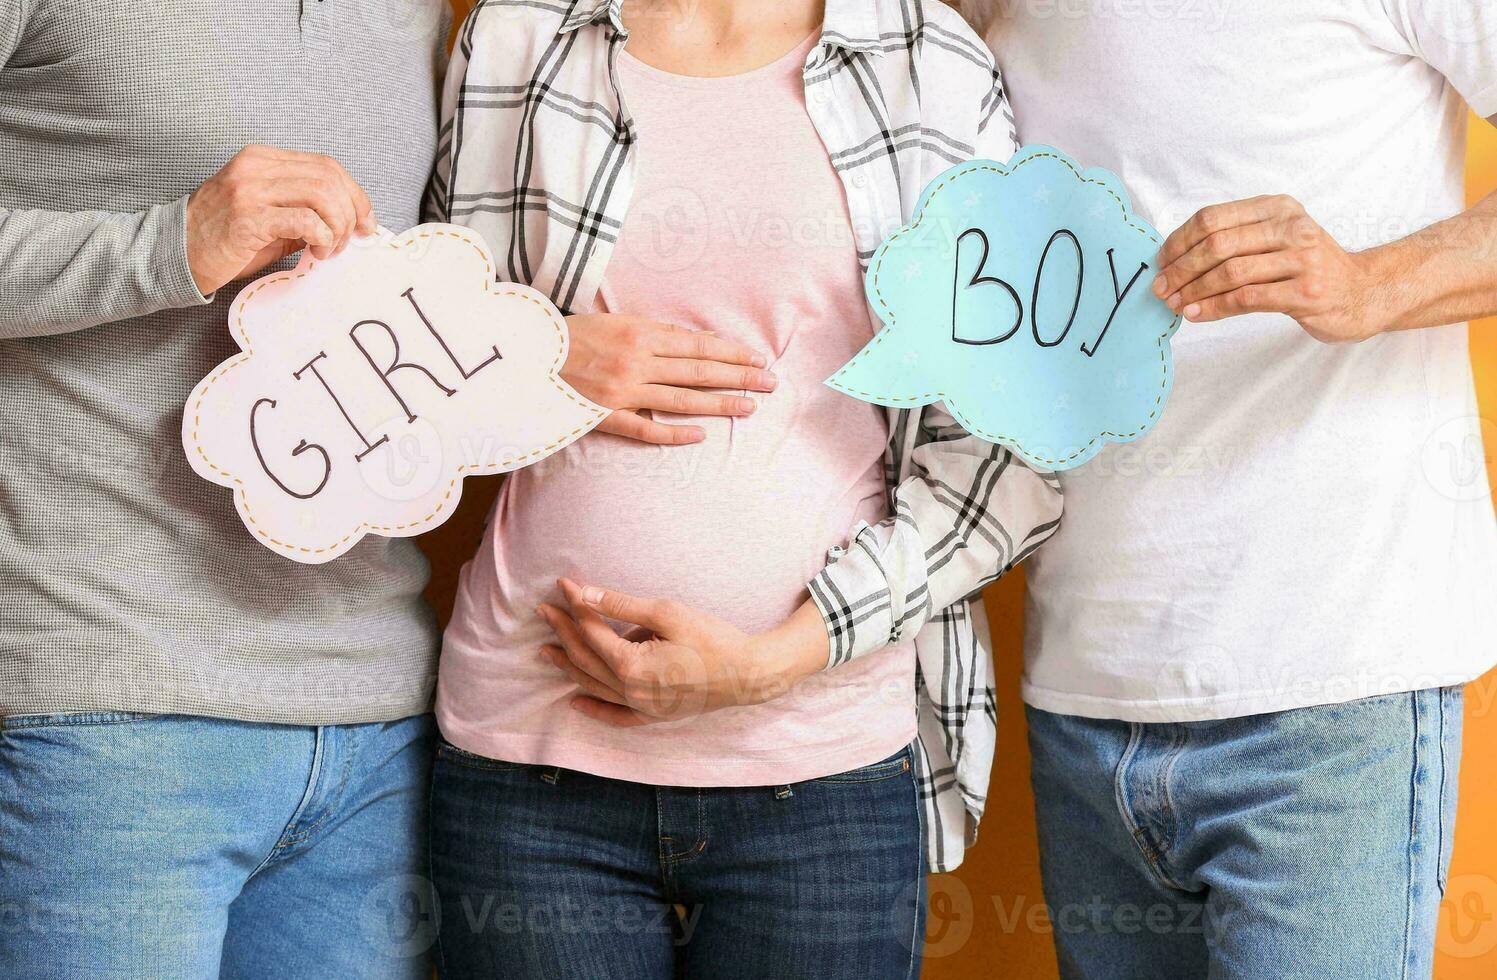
827, 145, 1182, 470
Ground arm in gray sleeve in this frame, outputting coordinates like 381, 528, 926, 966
0, 0, 210, 339
0, 196, 211, 340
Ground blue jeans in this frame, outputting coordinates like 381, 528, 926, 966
0, 711, 437, 979
1027, 687, 1465, 980
428, 742, 926, 979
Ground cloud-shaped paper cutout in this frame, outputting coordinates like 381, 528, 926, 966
827, 145, 1181, 470
183, 223, 606, 564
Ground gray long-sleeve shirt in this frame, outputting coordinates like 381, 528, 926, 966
0, 1, 450, 723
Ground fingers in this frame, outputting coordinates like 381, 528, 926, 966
558, 579, 640, 671
570, 696, 656, 728
1153, 219, 1292, 302
1182, 282, 1301, 322
559, 315, 775, 432
572, 583, 680, 637
236, 146, 377, 256
273, 178, 359, 258
649, 357, 778, 394
339, 167, 378, 236
1150, 194, 1344, 326
254, 145, 376, 226
260, 208, 337, 254
636, 385, 758, 418
1171, 251, 1302, 309
539, 645, 629, 706
537, 603, 625, 690
595, 410, 706, 446
188, 145, 380, 294
1157, 195, 1299, 268
649, 323, 770, 369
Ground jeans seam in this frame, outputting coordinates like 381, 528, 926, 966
0, 711, 155, 732
253, 727, 326, 876
436, 741, 527, 773
1114, 723, 1192, 894
429, 764, 451, 980
810, 753, 912, 784
660, 793, 708, 867
1157, 725, 1188, 855
280, 728, 352, 846
654, 788, 676, 900
906, 747, 924, 980
1113, 723, 1144, 840
1436, 689, 1450, 897
1401, 691, 1424, 980
696, 789, 708, 862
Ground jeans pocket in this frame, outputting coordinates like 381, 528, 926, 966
811, 747, 913, 784
0, 711, 156, 733
435, 739, 529, 773
1437, 686, 1465, 896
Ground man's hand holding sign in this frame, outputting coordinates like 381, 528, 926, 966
185, 145, 380, 296
1154, 180, 1497, 343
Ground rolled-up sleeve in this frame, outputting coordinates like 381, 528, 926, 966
810, 409, 1063, 667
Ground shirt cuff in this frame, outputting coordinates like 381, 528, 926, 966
808, 522, 900, 670
153, 194, 214, 308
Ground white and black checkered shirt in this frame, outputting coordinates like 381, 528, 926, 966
427, 0, 1063, 871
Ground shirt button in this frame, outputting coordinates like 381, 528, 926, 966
813, 88, 830, 105
852, 173, 868, 188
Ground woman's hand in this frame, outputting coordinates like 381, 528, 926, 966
562, 314, 778, 445
536, 578, 828, 727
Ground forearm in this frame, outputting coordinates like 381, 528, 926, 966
1359, 190, 1497, 334
0, 198, 208, 339
751, 599, 832, 695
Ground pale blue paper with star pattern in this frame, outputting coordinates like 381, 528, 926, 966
827, 145, 1182, 471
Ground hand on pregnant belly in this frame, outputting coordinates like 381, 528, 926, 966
561, 314, 778, 445
536, 578, 829, 726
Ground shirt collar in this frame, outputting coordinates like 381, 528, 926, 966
558, 0, 890, 57
818, 0, 889, 56
559, 0, 624, 35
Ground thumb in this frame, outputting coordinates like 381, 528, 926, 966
577, 584, 678, 636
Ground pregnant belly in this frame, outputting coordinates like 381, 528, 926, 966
492, 397, 888, 635
438, 378, 917, 786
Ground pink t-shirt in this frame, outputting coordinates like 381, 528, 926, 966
437, 34, 917, 786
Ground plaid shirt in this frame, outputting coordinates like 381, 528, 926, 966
426, 0, 1063, 871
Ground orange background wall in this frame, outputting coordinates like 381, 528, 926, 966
433, 4, 1496, 973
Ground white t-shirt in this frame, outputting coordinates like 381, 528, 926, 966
980, 0, 1497, 721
